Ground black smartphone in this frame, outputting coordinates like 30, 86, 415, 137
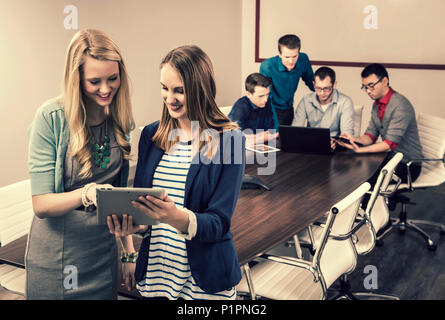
333, 136, 364, 147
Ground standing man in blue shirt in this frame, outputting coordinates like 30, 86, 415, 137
292, 66, 355, 138
260, 34, 315, 126
229, 73, 278, 145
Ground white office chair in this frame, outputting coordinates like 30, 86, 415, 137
236, 182, 370, 300
219, 105, 233, 117
288, 154, 403, 299
296, 153, 401, 251
353, 105, 364, 137
353, 153, 403, 254
0, 264, 25, 296
0, 180, 31, 297
379, 113, 445, 251
333, 153, 403, 300
0, 180, 34, 247
0, 264, 16, 279
283, 105, 365, 256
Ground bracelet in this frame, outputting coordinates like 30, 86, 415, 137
121, 251, 138, 263
81, 183, 96, 207
134, 226, 150, 239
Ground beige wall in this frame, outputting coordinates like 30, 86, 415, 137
0, 0, 241, 187
259, 0, 445, 65
242, 0, 445, 136
3, 0, 444, 188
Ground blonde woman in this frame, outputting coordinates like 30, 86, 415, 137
26, 29, 135, 299
108, 45, 245, 300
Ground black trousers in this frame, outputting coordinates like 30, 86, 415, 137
368, 153, 421, 187
274, 108, 294, 126
363, 153, 421, 210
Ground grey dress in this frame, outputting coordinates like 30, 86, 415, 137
25, 119, 123, 300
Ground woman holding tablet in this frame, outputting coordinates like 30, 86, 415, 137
26, 29, 135, 299
108, 45, 245, 300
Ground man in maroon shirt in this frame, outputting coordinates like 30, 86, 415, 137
338, 63, 423, 184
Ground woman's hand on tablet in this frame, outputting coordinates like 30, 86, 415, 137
107, 214, 148, 237
132, 194, 190, 234
86, 183, 113, 206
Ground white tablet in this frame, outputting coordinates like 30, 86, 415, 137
245, 143, 280, 154
96, 187, 166, 225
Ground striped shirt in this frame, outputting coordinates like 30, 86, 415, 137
136, 142, 236, 300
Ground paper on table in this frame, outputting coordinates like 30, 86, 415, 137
245, 144, 280, 154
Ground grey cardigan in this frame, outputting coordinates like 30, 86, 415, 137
365, 90, 423, 162
28, 97, 129, 195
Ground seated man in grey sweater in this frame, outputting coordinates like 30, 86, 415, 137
292, 66, 354, 136
337, 63, 423, 183
292, 66, 354, 149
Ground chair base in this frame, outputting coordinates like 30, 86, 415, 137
327, 276, 399, 300
336, 292, 400, 300
377, 200, 445, 252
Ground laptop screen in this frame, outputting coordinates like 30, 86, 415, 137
279, 126, 332, 154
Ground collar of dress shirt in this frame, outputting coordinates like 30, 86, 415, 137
277, 55, 297, 73
375, 87, 394, 121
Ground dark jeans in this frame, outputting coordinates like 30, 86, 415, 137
363, 153, 421, 211
274, 108, 294, 126
368, 153, 421, 187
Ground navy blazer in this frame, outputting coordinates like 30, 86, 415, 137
134, 121, 245, 293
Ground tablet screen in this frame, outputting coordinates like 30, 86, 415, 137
96, 187, 166, 225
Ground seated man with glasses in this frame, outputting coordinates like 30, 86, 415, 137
337, 63, 423, 183
292, 66, 354, 148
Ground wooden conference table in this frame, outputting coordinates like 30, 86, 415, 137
0, 150, 385, 297
232, 149, 386, 265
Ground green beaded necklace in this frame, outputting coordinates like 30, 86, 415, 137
90, 119, 110, 169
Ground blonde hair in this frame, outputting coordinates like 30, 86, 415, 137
153, 45, 238, 157
62, 29, 135, 178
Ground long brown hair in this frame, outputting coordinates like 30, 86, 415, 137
62, 29, 134, 178
153, 45, 237, 157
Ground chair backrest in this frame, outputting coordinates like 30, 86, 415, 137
353, 105, 364, 137
314, 182, 370, 290
415, 113, 445, 186
0, 266, 25, 296
366, 152, 403, 233
219, 105, 233, 117
0, 180, 34, 246
353, 153, 403, 255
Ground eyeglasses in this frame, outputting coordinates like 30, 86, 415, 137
315, 86, 333, 93
361, 78, 383, 91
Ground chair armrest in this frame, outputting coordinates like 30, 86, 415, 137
242, 254, 323, 300
406, 157, 445, 166
258, 253, 326, 295
307, 214, 367, 243
258, 253, 320, 282
328, 219, 367, 240
381, 173, 402, 196
405, 157, 445, 190
259, 253, 314, 270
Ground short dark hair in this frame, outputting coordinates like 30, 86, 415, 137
361, 63, 389, 80
314, 67, 336, 84
245, 73, 272, 93
278, 34, 301, 53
